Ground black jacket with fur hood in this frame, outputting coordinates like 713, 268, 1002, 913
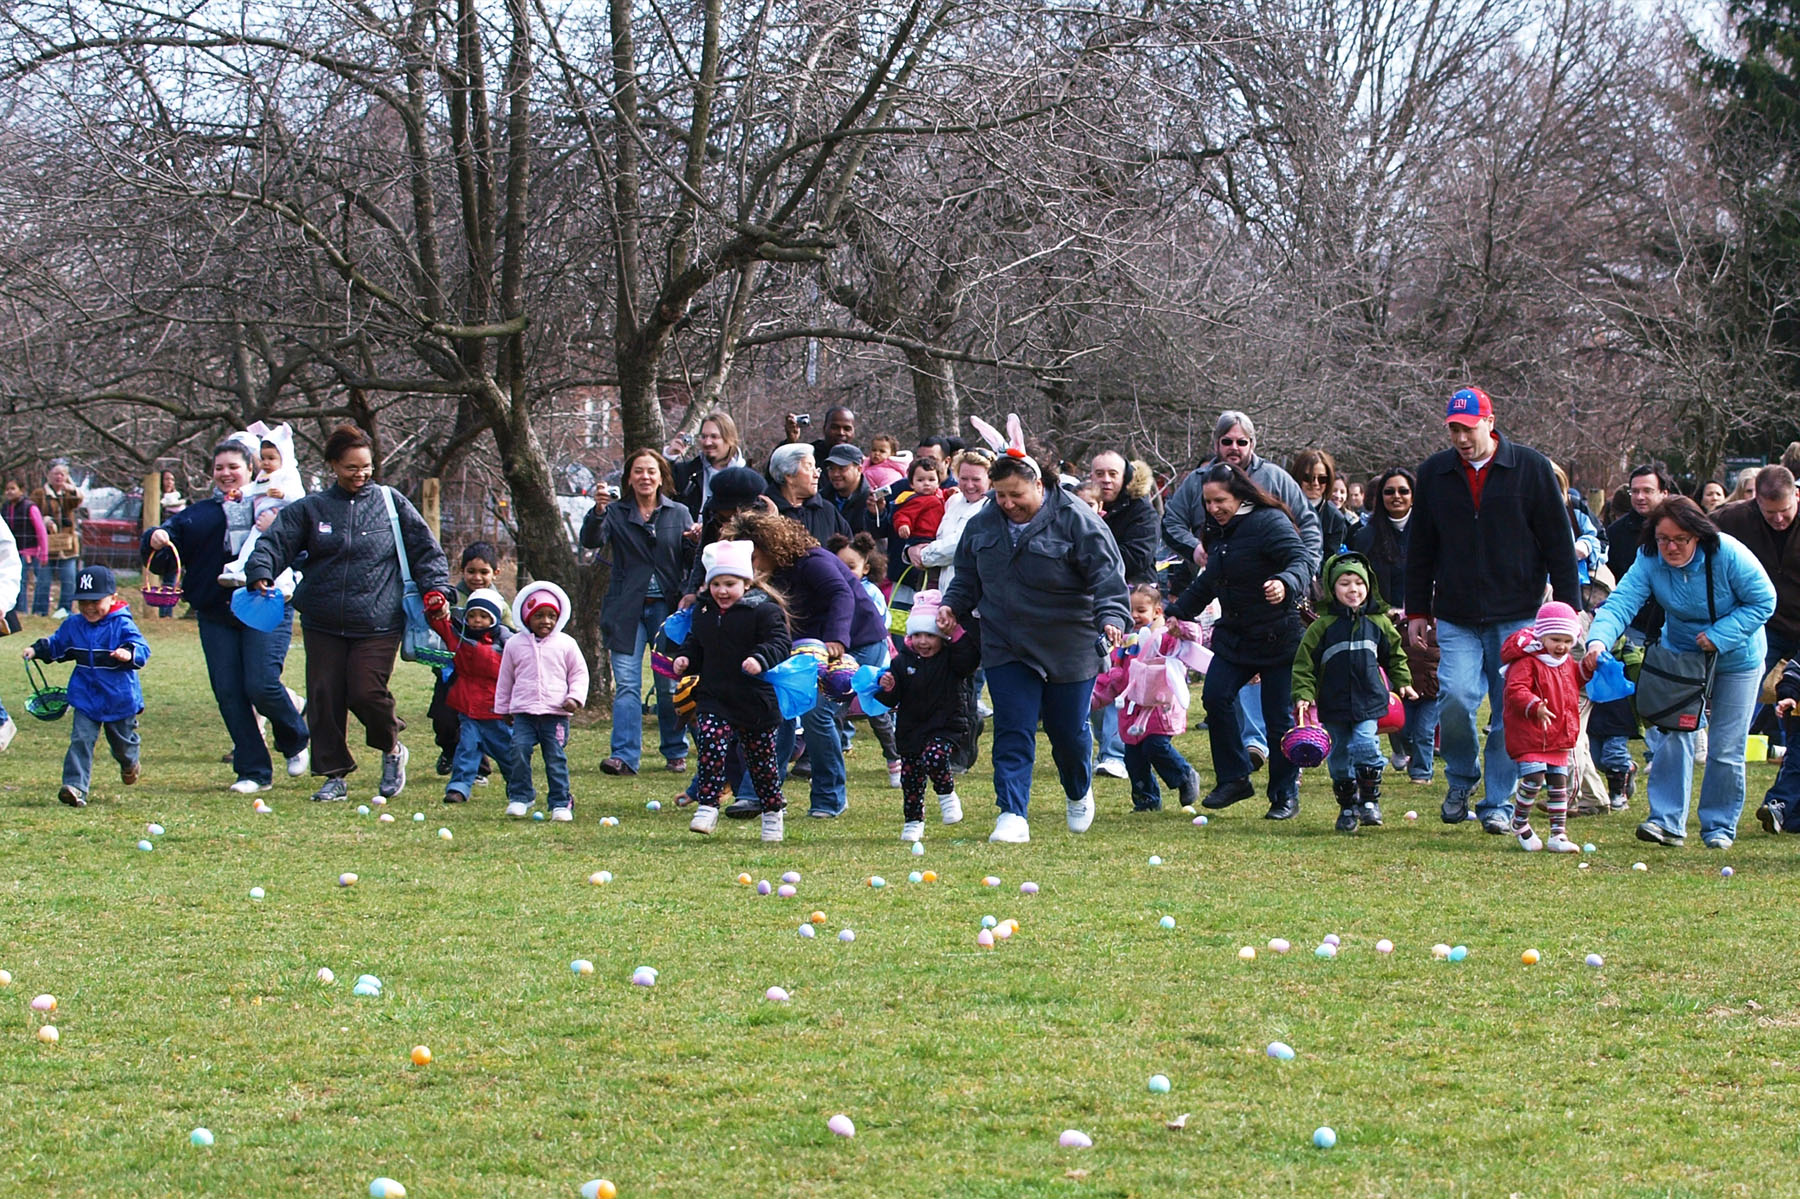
1102, 459, 1161, 586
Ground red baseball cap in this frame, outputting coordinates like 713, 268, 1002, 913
1445, 387, 1493, 426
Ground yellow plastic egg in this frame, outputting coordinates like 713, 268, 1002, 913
411, 1045, 432, 1066
921, 871, 937, 883
809, 911, 827, 925
1520, 948, 1541, 965
736, 873, 753, 886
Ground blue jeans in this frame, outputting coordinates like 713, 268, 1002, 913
31, 558, 77, 615
1125, 734, 1191, 807
608, 599, 685, 770
197, 611, 308, 786
986, 661, 1096, 818
1436, 617, 1533, 819
1238, 682, 1268, 753
1763, 715, 1800, 829
803, 640, 889, 816
510, 713, 571, 809
1090, 702, 1125, 765
64, 710, 139, 792
1201, 656, 1297, 801
451, 715, 519, 797
1595, 734, 1635, 773
1399, 695, 1440, 780
1644, 665, 1760, 841
1324, 718, 1383, 782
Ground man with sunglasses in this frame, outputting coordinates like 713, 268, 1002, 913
1405, 387, 1580, 834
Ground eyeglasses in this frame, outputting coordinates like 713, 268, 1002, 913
1218, 438, 1251, 447
1383, 487, 1411, 496
1303, 472, 1329, 483
1655, 534, 1696, 549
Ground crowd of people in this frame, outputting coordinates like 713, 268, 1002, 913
3, 395, 1798, 854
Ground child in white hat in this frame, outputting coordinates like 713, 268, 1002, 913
878, 589, 977, 842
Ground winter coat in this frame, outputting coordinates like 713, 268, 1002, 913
1404, 620, 1441, 701
495, 629, 589, 716
0, 518, 18, 616
1291, 607, 1410, 724
1604, 508, 1662, 638
3, 498, 45, 563
581, 495, 695, 654
673, 452, 746, 518
772, 546, 887, 650
1162, 453, 1323, 579
1500, 628, 1593, 763
913, 491, 988, 594
1775, 656, 1800, 706
891, 490, 946, 541
1587, 535, 1776, 676
31, 600, 150, 722
34, 486, 84, 562
826, 477, 882, 538
1404, 434, 1580, 626
426, 609, 511, 721
1166, 504, 1309, 670
678, 588, 791, 732
1090, 622, 1202, 743
1348, 516, 1409, 613
1102, 461, 1162, 586
884, 626, 981, 756
1713, 498, 1800, 644
942, 483, 1131, 685
144, 493, 244, 620
1571, 507, 1604, 589
1313, 499, 1352, 563
769, 487, 849, 545
245, 484, 451, 639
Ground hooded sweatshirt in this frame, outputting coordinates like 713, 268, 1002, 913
495, 581, 590, 715
1290, 554, 1410, 724
30, 598, 151, 722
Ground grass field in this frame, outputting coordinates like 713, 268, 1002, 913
1, 609, 1795, 1197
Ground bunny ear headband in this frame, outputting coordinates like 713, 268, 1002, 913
968, 413, 1041, 481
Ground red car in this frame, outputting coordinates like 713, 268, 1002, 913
79, 492, 144, 569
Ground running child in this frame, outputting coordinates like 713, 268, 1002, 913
878, 589, 976, 841
1091, 585, 1203, 812
1501, 600, 1595, 852
423, 585, 519, 805
495, 581, 588, 822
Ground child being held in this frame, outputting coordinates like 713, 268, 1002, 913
861, 434, 908, 493
219, 423, 304, 588
1091, 585, 1204, 812
423, 584, 518, 805
878, 590, 977, 842
22, 564, 150, 807
1501, 601, 1595, 852
495, 581, 588, 822
674, 540, 793, 843
1291, 554, 1415, 834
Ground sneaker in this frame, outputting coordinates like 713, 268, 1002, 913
1481, 813, 1511, 835
807, 808, 839, 819
665, 757, 687, 773
724, 795, 765, 820
989, 811, 1031, 843
1545, 833, 1579, 853
505, 800, 531, 818
58, 785, 86, 808
1357, 801, 1383, 827
120, 761, 140, 786
1389, 753, 1411, 772
1335, 808, 1359, 834
1247, 744, 1268, 771
1201, 778, 1255, 809
435, 751, 452, 776
1066, 789, 1095, 833
0, 717, 16, 753
901, 820, 924, 843
1095, 759, 1128, 780
761, 809, 785, 842
1635, 820, 1684, 846
1408, 774, 1432, 786
1758, 802, 1785, 836
600, 757, 636, 776
550, 805, 573, 823
51, 607, 68, 620
1702, 833, 1734, 850
1177, 768, 1201, 810
286, 747, 310, 777
378, 743, 409, 798
887, 762, 903, 788
1441, 786, 1472, 824
444, 790, 468, 804
976, 699, 994, 719
230, 778, 271, 794
689, 805, 719, 835
939, 791, 964, 824
1517, 826, 1544, 852
311, 777, 349, 802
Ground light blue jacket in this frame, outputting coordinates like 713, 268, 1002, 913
1587, 534, 1775, 675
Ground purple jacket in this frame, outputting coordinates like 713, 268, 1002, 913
773, 547, 886, 649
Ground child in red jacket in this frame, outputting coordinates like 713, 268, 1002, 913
422, 586, 519, 805
1501, 601, 1595, 853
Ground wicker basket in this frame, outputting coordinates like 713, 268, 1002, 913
1280, 722, 1333, 769
142, 544, 184, 611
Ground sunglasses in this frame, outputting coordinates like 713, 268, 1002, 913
1383, 487, 1411, 496
1303, 472, 1329, 483
1218, 437, 1251, 447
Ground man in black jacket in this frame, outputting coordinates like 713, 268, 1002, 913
1404, 387, 1580, 834
823, 444, 880, 538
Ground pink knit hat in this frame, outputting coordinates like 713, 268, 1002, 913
1534, 601, 1581, 641
907, 589, 944, 636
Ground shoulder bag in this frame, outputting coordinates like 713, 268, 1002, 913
380, 486, 452, 667
1634, 555, 1717, 733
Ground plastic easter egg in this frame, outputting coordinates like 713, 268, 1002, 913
765, 986, 790, 1002
1315, 943, 1337, 959
809, 911, 827, 925
37, 1024, 58, 1044
581, 1181, 619, 1199
353, 982, 380, 998
1267, 1041, 1296, 1061
372, 795, 386, 805
1578, 862, 1590, 870
1058, 1129, 1093, 1149
410, 1045, 432, 1066
357, 805, 371, 815
911, 841, 925, 855
868, 876, 886, 889
190, 1127, 214, 1147
339, 873, 358, 887
736, 873, 753, 886
909, 871, 923, 883
1148, 1073, 1171, 1094
1323, 934, 1341, 947
438, 828, 453, 841
645, 800, 661, 812
317, 967, 335, 984
1181, 805, 1196, 815
1148, 856, 1162, 867
1585, 953, 1604, 968
1582, 843, 1597, 853
137, 839, 154, 852
1313, 1126, 1337, 1149
838, 929, 855, 943
147, 822, 165, 836
534, 812, 547, 822
630, 966, 657, 987
600, 816, 618, 826
1520, 948, 1540, 965
378, 813, 395, 824
356, 974, 381, 989
30, 994, 54, 1013
253, 800, 272, 813
1448, 945, 1468, 962
756, 880, 772, 896
981, 915, 998, 929
1020, 881, 1039, 894
1238, 945, 1256, 960
1192, 814, 1209, 826
1722, 866, 1735, 878
827, 1113, 856, 1138
249, 887, 265, 900
572, 959, 595, 976
921, 871, 937, 883
1267, 938, 1291, 954
977, 929, 995, 948
1375, 939, 1394, 954
1404, 810, 1418, 821
1431, 943, 1451, 959
781, 871, 802, 885
995, 923, 1014, 941
589, 870, 613, 885
1001, 918, 1019, 932
369, 1178, 407, 1199
412, 812, 425, 823
797, 925, 816, 939
1160, 916, 1177, 930
982, 876, 1001, 887
1632, 862, 1648, 872
0, 970, 11, 986
777, 884, 797, 899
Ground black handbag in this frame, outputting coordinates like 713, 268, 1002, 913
1634, 555, 1717, 733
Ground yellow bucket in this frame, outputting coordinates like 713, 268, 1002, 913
1746, 734, 1769, 762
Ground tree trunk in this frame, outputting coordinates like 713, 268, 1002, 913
905, 347, 959, 440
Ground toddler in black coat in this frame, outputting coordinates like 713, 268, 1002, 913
879, 589, 978, 842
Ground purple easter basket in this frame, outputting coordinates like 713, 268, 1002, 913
1280, 723, 1332, 769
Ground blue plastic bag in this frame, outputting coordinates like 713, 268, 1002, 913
660, 606, 694, 648
849, 663, 891, 717
1585, 650, 1634, 702
767, 654, 823, 720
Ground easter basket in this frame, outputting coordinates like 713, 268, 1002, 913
24, 658, 70, 722
1280, 720, 1332, 769
142, 545, 184, 611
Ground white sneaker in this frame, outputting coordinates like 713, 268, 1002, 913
1095, 759, 1128, 780
505, 801, 531, 818
378, 743, 410, 798
230, 778, 271, 794
1545, 833, 1579, 853
690, 806, 719, 835
887, 762, 902, 788
550, 806, 573, 823
1067, 789, 1095, 833
938, 791, 964, 825
1517, 828, 1544, 852
216, 569, 246, 588
0, 717, 16, 753
901, 820, 924, 843
1703, 834, 1734, 850
989, 812, 1030, 843
287, 686, 307, 716
286, 747, 310, 777
761, 809, 785, 842
51, 608, 67, 621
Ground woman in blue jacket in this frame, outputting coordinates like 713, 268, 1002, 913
1585, 497, 1776, 849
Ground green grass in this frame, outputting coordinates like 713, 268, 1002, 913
1, 612, 1796, 1197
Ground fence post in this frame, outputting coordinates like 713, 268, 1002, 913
421, 477, 441, 542
141, 473, 162, 582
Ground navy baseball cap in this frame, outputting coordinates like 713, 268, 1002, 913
71, 564, 116, 600
1446, 387, 1493, 426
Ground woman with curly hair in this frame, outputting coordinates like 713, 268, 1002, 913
716, 509, 888, 821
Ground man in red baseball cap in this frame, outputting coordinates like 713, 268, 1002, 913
1404, 386, 1581, 836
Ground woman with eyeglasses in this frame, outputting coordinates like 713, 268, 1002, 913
582, 447, 695, 776
1584, 497, 1774, 848
1289, 450, 1353, 570
1351, 467, 1439, 784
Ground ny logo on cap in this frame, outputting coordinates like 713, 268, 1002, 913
79, 573, 95, 591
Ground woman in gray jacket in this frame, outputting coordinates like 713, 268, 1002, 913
246, 425, 450, 803
940, 454, 1130, 844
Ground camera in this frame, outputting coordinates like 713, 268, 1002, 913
791, 412, 811, 427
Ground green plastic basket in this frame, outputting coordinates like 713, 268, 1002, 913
24, 659, 69, 722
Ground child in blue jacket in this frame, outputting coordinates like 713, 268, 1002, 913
22, 564, 150, 807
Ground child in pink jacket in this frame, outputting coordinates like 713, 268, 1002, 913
496, 581, 589, 821
1091, 585, 1206, 812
